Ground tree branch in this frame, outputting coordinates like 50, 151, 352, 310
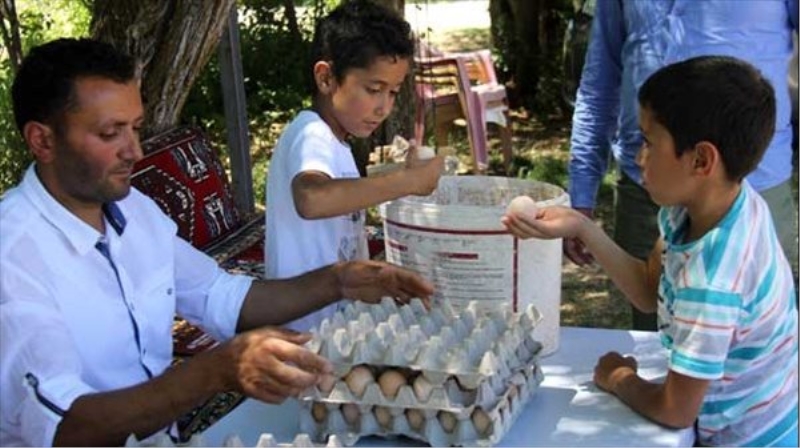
0, 0, 23, 74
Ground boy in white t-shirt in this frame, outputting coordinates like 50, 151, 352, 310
266, 0, 443, 331
503, 56, 798, 446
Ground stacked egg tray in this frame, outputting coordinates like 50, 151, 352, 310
297, 297, 544, 446
125, 432, 344, 447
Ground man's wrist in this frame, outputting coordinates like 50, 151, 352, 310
331, 261, 349, 302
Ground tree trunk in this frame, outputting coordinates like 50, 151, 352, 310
91, 0, 236, 139
382, 0, 405, 11
281, 0, 302, 46
490, 0, 564, 111
0, 0, 23, 74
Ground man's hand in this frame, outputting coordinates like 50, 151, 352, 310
563, 208, 595, 266
336, 260, 435, 307
593, 351, 638, 394
222, 327, 333, 404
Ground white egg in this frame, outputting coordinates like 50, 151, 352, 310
416, 145, 436, 160
377, 369, 406, 399
345, 365, 374, 397
405, 409, 426, 431
438, 411, 458, 433
341, 403, 361, 426
506, 195, 538, 220
471, 408, 492, 435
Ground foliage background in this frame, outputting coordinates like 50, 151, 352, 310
0, 0, 90, 192
1, 0, 577, 202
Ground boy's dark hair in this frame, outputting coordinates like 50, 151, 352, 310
11, 38, 136, 135
638, 55, 776, 182
308, 0, 414, 95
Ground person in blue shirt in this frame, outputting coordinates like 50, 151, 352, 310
566, 0, 799, 330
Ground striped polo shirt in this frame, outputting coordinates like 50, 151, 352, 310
657, 181, 798, 447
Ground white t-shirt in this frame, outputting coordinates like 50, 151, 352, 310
0, 165, 252, 446
265, 110, 367, 331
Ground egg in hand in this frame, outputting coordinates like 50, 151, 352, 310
506, 195, 538, 220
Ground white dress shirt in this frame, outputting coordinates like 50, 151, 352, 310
0, 165, 253, 446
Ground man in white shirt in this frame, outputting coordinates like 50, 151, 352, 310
0, 38, 434, 447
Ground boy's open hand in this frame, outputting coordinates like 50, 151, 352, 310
336, 260, 434, 307
222, 327, 333, 404
501, 205, 590, 240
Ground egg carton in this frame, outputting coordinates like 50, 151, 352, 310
125, 432, 344, 447
306, 298, 542, 388
300, 364, 515, 412
299, 363, 543, 447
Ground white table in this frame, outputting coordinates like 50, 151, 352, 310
202, 327, 695, 447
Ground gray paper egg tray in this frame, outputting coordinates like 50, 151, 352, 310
304, 297, 543, 389
299, 363, 543, 447
125, 432, 345, 447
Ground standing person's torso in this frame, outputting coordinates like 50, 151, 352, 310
657, 182, 799, 446
265, 110, 366, 331
613, 0, 795, 190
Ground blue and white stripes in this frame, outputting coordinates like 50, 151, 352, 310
657, 182, 798, 447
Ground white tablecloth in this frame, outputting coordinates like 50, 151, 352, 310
201, 326, 695, 447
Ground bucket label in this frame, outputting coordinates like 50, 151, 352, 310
383, 220, 518, 311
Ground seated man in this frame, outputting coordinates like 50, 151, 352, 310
0, 38, 434, 447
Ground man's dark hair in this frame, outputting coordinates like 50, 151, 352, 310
638, 55, 776, 182
11, 38, 136, 135
308, 0, 414, 95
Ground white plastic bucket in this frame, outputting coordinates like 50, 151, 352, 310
379, 176, 569, 355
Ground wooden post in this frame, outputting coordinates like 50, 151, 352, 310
218, 5, 255, 216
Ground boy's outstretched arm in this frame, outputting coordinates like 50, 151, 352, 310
502, 206, 660, 313
594, 352, 709, 429
292, 151, 444, 220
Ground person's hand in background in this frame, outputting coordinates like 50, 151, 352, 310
563, 208, 595, 266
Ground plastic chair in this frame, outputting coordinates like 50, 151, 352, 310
414, 49, 512, 173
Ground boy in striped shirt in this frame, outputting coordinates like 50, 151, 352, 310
503, 55, 798, 446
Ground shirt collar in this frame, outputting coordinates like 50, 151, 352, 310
102, 202, 127, 236
20, 164, 128, 255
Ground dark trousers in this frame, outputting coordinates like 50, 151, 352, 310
613, 172, 660, 331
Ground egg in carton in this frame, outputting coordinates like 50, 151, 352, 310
304, 298, 543, 389
300, 298, 542, 411
303, 364, 515, 412
299, 363, 544, 447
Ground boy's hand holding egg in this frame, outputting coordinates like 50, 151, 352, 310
503, 195, 541, 241
506, 195, 539, 220
404, 140, 444, 196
